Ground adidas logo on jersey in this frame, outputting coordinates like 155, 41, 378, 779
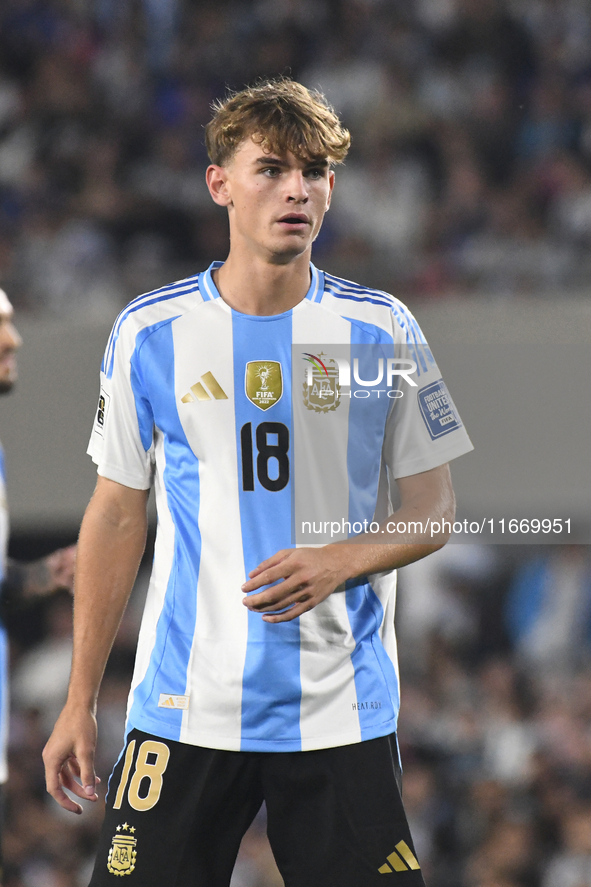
378, 841, 420, 874
158, 694, 190, 710
181, 372, 228, 403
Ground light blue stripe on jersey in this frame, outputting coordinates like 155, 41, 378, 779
346, 583, 399, 738
232, 310, 302, 751
199, 262, 223, 301
347, 321, 393, 529
127, 321, 201, 739
346, 323, 399, 738
307, 263, 324, 301
324, 275, 398, 310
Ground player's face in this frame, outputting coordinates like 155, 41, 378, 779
207, 137, 334, 263
0, 290, 22, 395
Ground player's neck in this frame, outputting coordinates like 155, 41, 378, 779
213, 251, 312, 316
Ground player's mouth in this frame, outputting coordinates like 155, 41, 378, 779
277, 213, 310, 230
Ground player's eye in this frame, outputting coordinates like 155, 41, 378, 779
262, 166, 281, 177
306, 168, 325, 180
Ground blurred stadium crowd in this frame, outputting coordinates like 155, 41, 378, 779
1, 0, 591, 885
3, 543, 591, 887
2, 0, 591, 310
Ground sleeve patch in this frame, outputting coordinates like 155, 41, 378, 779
94, 388, 110, 437
418, 379, 461, 439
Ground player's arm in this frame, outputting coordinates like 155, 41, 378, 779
42, 475, 149, 814
242, 462, 454, 623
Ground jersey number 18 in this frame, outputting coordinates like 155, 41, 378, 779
240, 422, 289, 492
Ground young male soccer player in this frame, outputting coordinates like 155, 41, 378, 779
43, 79, 473, 886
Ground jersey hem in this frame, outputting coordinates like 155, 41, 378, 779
126, 713, 399, 753
92, 460, 152, 490
392, 438, 474, 479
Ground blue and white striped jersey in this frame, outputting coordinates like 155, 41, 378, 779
88, 262, 473, 752
0, 448, 10, 781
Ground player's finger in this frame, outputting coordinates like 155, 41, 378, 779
58, 745, 98, 801
262, 599, 314, 622
243, 579, 305, 609
242, 568, 285, 591
60, 759, 101, 802
59, 761, 92, 801
67, 754, 81, 778
247, 549, 291, 578
51, 785, 84, 815
246, 595, 301, 614
242, 562, 299, 593
44, 760, 84, 814
246, 584, 310, 612
79, 755, 99, 801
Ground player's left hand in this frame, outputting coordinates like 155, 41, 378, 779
242, 547, 351, 623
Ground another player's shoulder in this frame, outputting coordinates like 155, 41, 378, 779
102, 272, 204, 376
321, 271, 426, 344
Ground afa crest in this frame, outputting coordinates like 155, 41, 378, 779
245, 361, 283, 411
107, 825, 137, 876
302, 353, 341, 412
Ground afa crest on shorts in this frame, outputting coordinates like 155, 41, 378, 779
302, 352, 341, 412
245, 361, 283, 411
107, 824, 137, 876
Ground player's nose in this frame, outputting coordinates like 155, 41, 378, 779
286, 170, 309, 203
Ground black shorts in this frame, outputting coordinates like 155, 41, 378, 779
89, 728, 425, 887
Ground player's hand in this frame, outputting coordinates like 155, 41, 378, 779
242, 546, 351, 623
42, 704, 100, 814
46, 544, 77, 594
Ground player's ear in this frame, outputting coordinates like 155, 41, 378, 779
326, 169, 335, 211
206, 165, 233, 207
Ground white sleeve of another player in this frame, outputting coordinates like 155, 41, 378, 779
87, 322, 154, 490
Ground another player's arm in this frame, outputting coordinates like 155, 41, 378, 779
242, 463, 454, 623
43, 475, 149, 814
4, 545, 77, 599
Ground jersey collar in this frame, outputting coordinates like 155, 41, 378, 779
198, 261, 325, 307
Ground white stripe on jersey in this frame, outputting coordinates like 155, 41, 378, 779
292, 306, 362, 747
298, 596, 362, 750
174, 302, 249, 750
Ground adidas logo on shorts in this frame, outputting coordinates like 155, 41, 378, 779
378, 841, 420, 873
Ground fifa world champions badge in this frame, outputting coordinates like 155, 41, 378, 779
245, 360, 283, 411
302, 353, 341, 412
107, 824, 137, 876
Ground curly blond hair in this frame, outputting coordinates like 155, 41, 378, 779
205, 78, 351, 167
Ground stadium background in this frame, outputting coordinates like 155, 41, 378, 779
0, 1, 590, 885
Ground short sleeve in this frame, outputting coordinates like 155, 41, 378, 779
87, 320, 155, 490
383, 310, 473, 479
